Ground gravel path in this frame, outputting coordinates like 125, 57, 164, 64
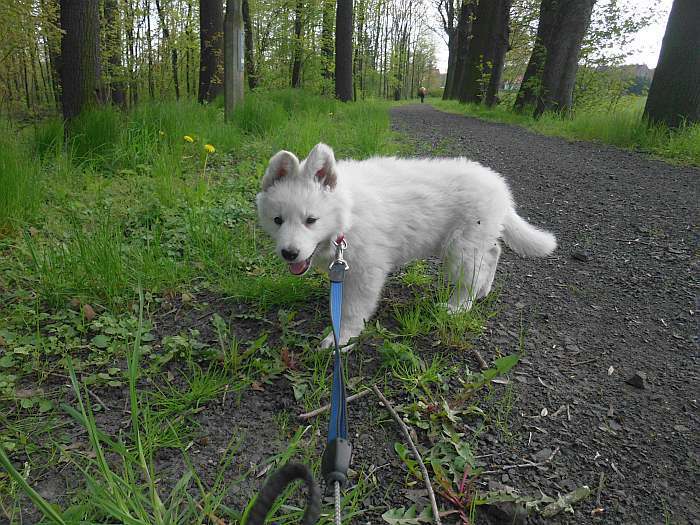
391, 104, 699, 525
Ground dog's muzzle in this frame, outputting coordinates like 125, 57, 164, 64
286, 244, 320, 276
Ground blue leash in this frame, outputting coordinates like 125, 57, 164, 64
321, 236, 352, 524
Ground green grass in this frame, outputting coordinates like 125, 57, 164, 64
0, 90, 527, 524
430, 96, 700, 166
0, 120, 42, 235
1, 90, 398, 313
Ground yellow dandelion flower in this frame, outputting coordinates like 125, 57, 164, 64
204, 144, 216, 154
183, 135, 194, 143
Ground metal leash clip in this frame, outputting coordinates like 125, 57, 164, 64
329, 235, 349, 272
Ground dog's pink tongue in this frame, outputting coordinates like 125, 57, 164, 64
288, 260, 308, 275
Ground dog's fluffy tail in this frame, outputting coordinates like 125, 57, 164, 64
502, 210, 557, 257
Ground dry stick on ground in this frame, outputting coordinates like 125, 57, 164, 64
473, 349, 488, 370
298, 389, 371, 420
372, 385, 442, 525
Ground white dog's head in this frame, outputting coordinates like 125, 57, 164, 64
256, 143, 345, 276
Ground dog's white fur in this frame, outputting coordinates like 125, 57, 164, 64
256, 143, 557, 348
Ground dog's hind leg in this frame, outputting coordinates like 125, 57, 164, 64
476, 241, 501, 299
443, 232, 495, 313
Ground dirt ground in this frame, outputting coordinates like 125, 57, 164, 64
390, 104, 699, 524
10, 104, 699, 525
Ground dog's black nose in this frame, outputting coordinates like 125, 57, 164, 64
281, 249, 299, 261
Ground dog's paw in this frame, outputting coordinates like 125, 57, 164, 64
441, 300, 473, 315
319, 332, 356, 352
319, 333, 335, 349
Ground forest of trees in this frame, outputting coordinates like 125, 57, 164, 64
0, 0, 437, 117
0, 0, 697, 127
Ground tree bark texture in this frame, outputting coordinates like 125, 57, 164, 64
442, 29, 456, 100
445, 1, 474, 100
224, 0, 244, 120
335, 0, 353, 101
458, 0, 512, 105
439, 0, 456, 100
242, 0, 257, 89
199, 0, 224, 102
291, 0, 303, 87
643, 0, 700, 128
155, 0, 181, 99
104, 0, 126, 106
59, 0, 102, 120
321, 0, 335, 81
514, 0, 595, 116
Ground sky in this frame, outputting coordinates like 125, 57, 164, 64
434, 0, 673, 73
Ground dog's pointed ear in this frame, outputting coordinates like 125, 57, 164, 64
261, 150, 300, 191
305, 143, 337, 190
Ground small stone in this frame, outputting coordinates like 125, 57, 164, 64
673, 425, 689, 433
608, 420, 622, 432
533, 447, 553, 462
572, 250, 592, 262
485, 501, 527, 525
626, 371, 649, 389
181, 292, 194, 303
560, 479, 577, 492
501, 473, 510, 483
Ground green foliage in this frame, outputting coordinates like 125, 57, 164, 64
0, 119, 41, 235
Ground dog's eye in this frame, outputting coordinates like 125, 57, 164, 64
306, 217, 318, 225
273, 216, 283, 225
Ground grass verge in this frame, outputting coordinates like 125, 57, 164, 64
430, 96, 700, 166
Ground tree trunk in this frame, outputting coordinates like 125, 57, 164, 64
224, 0, 244, 120
144, 0, 154, 100
59, 0, 102, 120
335, 0, 353, 101
242, 0, 257, 89
22, 51, 32, 110
199, 0, 224, 102
442, 29, 457, 100
321, 0, 335, 82
446, 1, 474, 100
353, 0, 366, 99
185, 0, 194, 95
643, 0, 700, 128
514, 0, 595, 116
155, 0, 181, 99
458, 0, 512, 105
291, 0, 303, 87
104, 0, 126, 107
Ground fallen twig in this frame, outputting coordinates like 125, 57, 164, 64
482, 447, 560, 474
372, 385, 442, 525
473, 349, 488, 370
595, 472, 605, 507
297, 389, 371, 420
87, 388, 109, 411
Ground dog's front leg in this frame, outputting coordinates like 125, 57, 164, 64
319, 267, 388, 349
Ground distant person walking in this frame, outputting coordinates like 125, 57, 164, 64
418, 86, 427, 103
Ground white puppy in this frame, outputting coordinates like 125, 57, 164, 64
256, 143, 556, 348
